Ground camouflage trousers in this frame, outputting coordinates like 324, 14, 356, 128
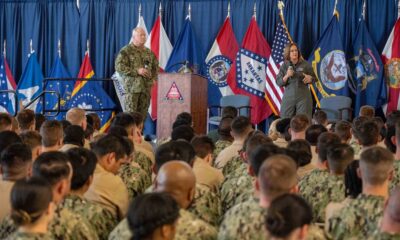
125, 91, 150, 117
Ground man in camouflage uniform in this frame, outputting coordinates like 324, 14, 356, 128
328, 147, 394, 240
109, 161, 217, 240
299, 143, 353, 223
115, 27, 158, 117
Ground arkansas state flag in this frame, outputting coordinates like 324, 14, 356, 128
227, 17, 272, 124
0, 56, 17, 114
205, 17, 238, 107
145, 15, 173, 120
382, 18, 400, 114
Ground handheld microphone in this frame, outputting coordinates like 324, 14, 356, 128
144, 60, 150, 69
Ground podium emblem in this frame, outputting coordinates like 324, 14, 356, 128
164, 82, 184, 101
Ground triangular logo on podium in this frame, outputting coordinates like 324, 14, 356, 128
164, 82, 184, 101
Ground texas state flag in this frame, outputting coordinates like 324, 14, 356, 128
205, 17, 239, 107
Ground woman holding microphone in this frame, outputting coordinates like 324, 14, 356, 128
276, 43, 316, 119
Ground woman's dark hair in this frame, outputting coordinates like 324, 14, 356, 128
10, 177, 53, 226
127, 192, 180, 240
344, 160, 362, 198
265, 194, 312, 238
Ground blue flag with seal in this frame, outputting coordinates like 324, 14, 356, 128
165, 17, 204, 74
45, 56, 73, 120
309, 15, 349, 107
347, 19, 387, 116
17, 52, 43, 113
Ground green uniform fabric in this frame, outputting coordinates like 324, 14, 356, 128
63, 194, 117, 240
276, 59, 316, 119
369, 229, 400, 240
328, 194, 385, 240
115, 44, 158, 117
213, 140, 232, 167
5, 231, 52, 240
390, 160, 400, 192
299, 171, 345, 223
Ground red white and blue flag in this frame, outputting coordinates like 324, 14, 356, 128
0, 56, 17, 114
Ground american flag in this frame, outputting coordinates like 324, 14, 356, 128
265, 19, 291, 115
0, 57, 17, 114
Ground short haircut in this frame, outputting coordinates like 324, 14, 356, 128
276, 118, 291, 134
111, 112, 136, 130
334, 120, 352, 142
63, 125, 85, 147
386, 110, 400, 128
32, 151, 71, 186
34, 113, 46, 131
243, 131, 272, 155
171, 125, 195, 142
0, 143, 32, 175
0, 131, 22, 153
90, 134, 126, 161
107, 125, 128, 137
66, 147, 97, 190
385, 125, 396, 153
353, 120, 379, 146
127, 192, 180, 240
249, 143, 283, 176
352, 116, 369, 133
66, 107, 86, 126
290, 114, 310, 133
231, 116, 251, 136
40, 120, 63, 147
359, 105, 375, 118
0, 113, 12, 132
16, 109, 35, 130
10, 177, 53, 226
317, 132, 341, 162
191, 135, 215, 159
218, 117, 233, 138
266, 194, 312, 238
155, 141, 195, 171
172, 119, 191, 129
19, 131, 42, 150
130, 112, 144, 126
313, 110, 328, 125
344, 160, 362, 198
287, 139, 312, 167
305, 124, 327, 146
327, 143, 354, 174
221, 106, 238, 118
360, 146, 394, 185
60, 120, 72, 131
259, 154, 297, 199
176, 112, 192, 126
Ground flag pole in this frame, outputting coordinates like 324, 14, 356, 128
362, 0, 366, 20
30, 39, 33, 54
159, 2, 162, 17
3, 40, 5, 58
333, 0, 339, 18
253, 2, 256, 20
227, 2, 230, 18
86, 40, 90, 57
138, 3, 142, 20
188, 4, 191, 20
58, 39, 61, 58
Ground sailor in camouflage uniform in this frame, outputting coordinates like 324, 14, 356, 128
115, 27, 158, 117
328, 147, 394, 240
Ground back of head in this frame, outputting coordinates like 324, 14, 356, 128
0, 130, 22, 153
127, 192, 180, 240
171, 125, 195, 142
344, 160, 362, 198
353, 120, 379, 146
10, 177, 53, 226
218, 117, 233, 139
90, 134, 126, 161
172, 119, 190, 129
359, 146, 394, 186
66, 107, 86, 126
352, 116, 369, 133
305, 124, 327, 146
16, 109, 35, 131
290, 114, 310, 133
155, 141, 196, 172
130, 112, 144, 127
0, 143, 32, 178
191, 135, 215, 159
386, 186, 400, 224
60, 120, 71, 131
111, 112, 135, 133
259, 154, 297, 199
268, 118, 281, 141
87, 113, 101, 131
32, 151, 71, 186
243, 131, 272, 156
221, 106, 238, 118
250, 144, 283, 176
327, 143, 354, 175
63, 125, 85, 147
317, 132, 341, 162
176, 112, 192, 126
40, 120, 63, 148
313, 110, 328, 126
66, 147, 97, 190
0, 113, 12, 132
287, 139, 312, 167
19, 130, 42, 150
231, 116, 252, 137
34, 113, 46, 131
265, 194, 312, 238
334, 120, 352, 143
359, 105, 375, 118
386, 110, 400, 128
107, 125, 128, 137
276, 118, 291, 135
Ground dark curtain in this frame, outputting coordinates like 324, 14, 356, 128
0, 0, 398, 105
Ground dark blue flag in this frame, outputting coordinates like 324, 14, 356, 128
347, 19, 387, 116
45, 56, 73, 120
165, 17, 204, 73
309, 16, 349, 106
17, 52, 44, 113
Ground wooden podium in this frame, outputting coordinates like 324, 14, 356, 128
157, 73, 207, 140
